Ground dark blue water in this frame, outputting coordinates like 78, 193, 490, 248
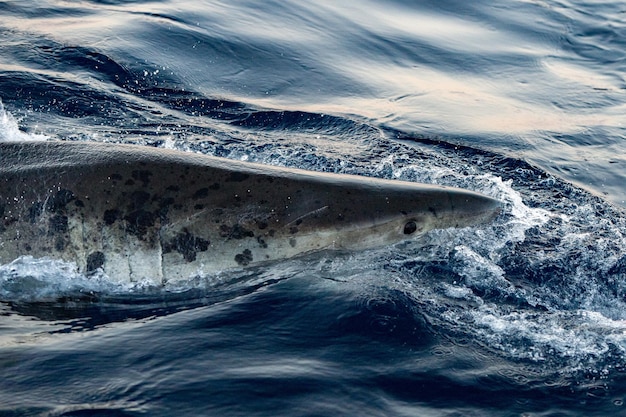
2, 0, 626, 415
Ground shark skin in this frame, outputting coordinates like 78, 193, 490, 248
0, 141, 501, 285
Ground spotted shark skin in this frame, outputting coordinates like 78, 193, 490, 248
0, 141, 501, 285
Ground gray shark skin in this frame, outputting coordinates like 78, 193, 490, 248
0, 141, 501, 285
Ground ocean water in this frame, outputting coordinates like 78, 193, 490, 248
1, 0, 626, 416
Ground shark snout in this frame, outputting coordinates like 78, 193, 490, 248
448, 190, 502, 227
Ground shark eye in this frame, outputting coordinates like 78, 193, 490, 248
403, 221, 418, 235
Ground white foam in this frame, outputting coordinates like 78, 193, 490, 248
0, 99, 48, 142
372, 156, 626, 369
470, 307, 626, 366
0, 256, 140, 301
452, 245, 514, 295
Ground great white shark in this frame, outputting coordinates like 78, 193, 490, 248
0, 141, 501, 285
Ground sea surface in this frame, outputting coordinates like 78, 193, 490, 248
1, 0, 626, 416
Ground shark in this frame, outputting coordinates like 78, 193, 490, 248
0, 141, 501, 285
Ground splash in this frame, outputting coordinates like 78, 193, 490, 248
0, 256, 133, 301
0, 99, 47, 142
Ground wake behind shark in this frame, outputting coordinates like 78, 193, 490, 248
0, 141, 501, 285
